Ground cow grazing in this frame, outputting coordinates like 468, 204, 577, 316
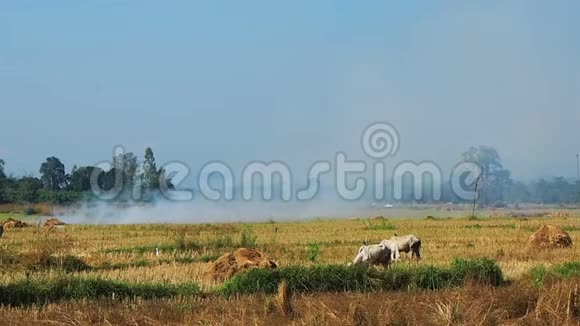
389, 234, 422, 261
351, 242, 393, 268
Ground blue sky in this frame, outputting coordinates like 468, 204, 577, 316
1, 1, 579, 181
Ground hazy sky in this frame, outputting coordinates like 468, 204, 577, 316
1, 1, 579, 181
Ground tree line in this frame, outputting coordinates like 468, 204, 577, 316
0, 147, 169, 204
0, 145, 578, 206
396, 146, 580, 206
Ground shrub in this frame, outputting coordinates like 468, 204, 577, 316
450, 257, 504, 286
0, 277, 200, 306
220, 257, 504, 296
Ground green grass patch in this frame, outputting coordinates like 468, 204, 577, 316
363, 219, 396, 231
488, 224, 517, 229
464, 224, 516, 230
0, 248, 92, 273
0, 213, 39, 223
562, 226, 580, 232
220, 257, 503, 296
95, 255, 220, 271
101, 228, 259, 254
0, 277, 200, 306
528, 261, 580, 286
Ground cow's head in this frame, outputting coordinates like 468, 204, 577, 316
352, 245, 369, 265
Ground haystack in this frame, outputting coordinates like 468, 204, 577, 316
206, 248, 277, 281
3, 218, 30, 228
43, 218, 66, 227
529, 225, 572, 249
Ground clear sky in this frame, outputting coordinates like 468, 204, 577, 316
1, 1, 579, 181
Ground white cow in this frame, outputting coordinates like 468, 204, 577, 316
388, 234, 422, 261
351, 242, 393, 268
379, 239, 401, 262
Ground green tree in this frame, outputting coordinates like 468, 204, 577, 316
9, 176, 43, 203
462, 146, 512, 206
69, 166, 104, 192
111, 152, 138, 199
506, 180, 530, 203
143, 147, 160, 191
0, 159, 5, 179
530, 177, 577, 204
113, 152, 137, 185
102, 168, 121, 192
39, 157, 67, 190
0, 159, 7, 202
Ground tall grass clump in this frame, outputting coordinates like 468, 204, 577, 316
220, 257, 503, 296
0, 245, 19, 265
450, 257, 504, 286
173, 232, 203, 251
239, 227, 258, 248
23, 233, 91, 272
307, 242, 320, 262
0, 277, 200, 306
208, 233, 235, 249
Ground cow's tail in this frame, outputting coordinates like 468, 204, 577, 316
417, 239, 423, 261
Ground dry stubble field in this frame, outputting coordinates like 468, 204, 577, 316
0, 212, 578, 325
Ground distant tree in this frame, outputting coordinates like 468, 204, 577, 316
505, 180, 530, 203
142, 147, 159, 191
159, 168, 174, 191
39, 157, 67, 190
0, 159, 7, 202
0, 159, 5, 179
70, 165, 104, 192
113, 152, 138, 186
530, 178, 548, 203
462, 146, 512, 206
551, 177, 572, 203
101, 168, 121, 191
9, 176, 43, 203
530, 177, 577, 204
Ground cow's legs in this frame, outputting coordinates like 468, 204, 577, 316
412, 247, 421, 261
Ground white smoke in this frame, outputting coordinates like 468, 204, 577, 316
60, 196, 371, 225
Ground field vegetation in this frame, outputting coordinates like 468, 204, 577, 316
0, 212, 578, 324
